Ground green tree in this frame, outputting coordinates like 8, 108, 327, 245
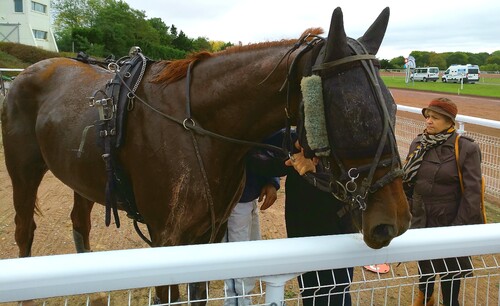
380, 59, 398, 69
486, 55, 500, 65
467, 53, 485, 65
51, 0, 239, 59
170, 25, 178, 37
480, 63, 499, 72
428, 53, 447, 70
173, 31, 193, 52
52, 0, 94, 29
148, 18, 174, 46
389, 56, 405, 69
193, 37, 211, 52
446, 52, 468, 66
410, 51, 431, 67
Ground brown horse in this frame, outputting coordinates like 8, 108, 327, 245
1, 7, 410, 303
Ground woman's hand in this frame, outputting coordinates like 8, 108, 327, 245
284, 141, 319, 176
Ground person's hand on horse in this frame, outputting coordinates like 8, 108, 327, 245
285, 141, 319, 176
259, 183, 278, 210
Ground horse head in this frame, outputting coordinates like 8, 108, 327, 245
296, 7, 411, 249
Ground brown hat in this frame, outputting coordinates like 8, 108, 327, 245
422, 97, 458, 124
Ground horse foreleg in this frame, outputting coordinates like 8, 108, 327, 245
71, 193, 94, 253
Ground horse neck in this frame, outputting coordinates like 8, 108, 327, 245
192, 46, 307, 142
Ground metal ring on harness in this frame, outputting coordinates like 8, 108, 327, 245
182, 118, 196, 130
345, 180, 357, 193
126, 92, 135, 111
108, 62, 119, 72
348, 168, 359, 180
331, 180, 348, 201
346, 168, 359, 193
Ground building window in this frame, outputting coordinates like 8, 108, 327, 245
14, 0, 23, 12
31, 1, 47, 14
33, 29, 48, 40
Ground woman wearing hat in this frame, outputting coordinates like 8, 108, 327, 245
403, 97, 484, 306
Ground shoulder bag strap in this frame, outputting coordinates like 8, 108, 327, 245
455, 135, 464, 193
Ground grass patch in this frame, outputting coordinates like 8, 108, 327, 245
0, 50, 30, 77
381, 75, 500, 98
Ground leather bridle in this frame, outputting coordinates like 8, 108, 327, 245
109, 36, 404, 245
295, 38, 404, 211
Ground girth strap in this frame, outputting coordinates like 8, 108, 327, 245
95, 52, 148, 228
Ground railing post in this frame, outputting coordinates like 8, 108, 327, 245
457, 121, 465, 134
262, 274, 298, 305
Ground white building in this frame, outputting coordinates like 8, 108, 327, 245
0, 0, 58, 52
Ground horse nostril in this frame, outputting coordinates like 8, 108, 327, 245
372, 224, 397, 239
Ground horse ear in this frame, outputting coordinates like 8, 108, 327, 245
324, 7, 349, 62
357, 7, 390, 55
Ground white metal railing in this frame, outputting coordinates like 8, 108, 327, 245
396, 105, 500, 201
1, 224, 500, 305
397, 104, 500, 131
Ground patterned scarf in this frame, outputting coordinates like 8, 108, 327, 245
402, 127, 455, 185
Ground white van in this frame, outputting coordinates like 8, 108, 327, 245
442, 64, 480, 84
411, 67, 439, 82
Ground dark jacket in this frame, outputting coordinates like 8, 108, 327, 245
406, 132, 483, 228
406, 132, 483, 277
239, 135, 281, 203
246, 130, 355, 237
239, 162, 280, 203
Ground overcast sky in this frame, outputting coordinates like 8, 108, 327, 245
123, 0, 499, 60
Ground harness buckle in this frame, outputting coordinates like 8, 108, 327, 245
127, 92, 135, 111
182, 118, 196, 130
355, 194, 367, 211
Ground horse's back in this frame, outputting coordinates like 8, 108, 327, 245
3, 57, 109, 123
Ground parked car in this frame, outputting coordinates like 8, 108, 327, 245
441, 64, 480, 83
411, 67, 439, 82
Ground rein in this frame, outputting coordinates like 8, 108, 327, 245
92, 35, 402, 244
116, 42, 318, 244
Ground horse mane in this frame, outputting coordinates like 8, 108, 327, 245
151, 27, 324, 85
150, 52, 213, 85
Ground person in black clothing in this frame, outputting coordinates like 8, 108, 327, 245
248, 130, 355, 306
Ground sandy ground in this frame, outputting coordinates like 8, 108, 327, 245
0, 89, 499, 304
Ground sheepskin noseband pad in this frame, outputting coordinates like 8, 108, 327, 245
300, 75, 331, 157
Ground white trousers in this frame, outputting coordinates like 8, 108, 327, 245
223, 200, 261, 306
